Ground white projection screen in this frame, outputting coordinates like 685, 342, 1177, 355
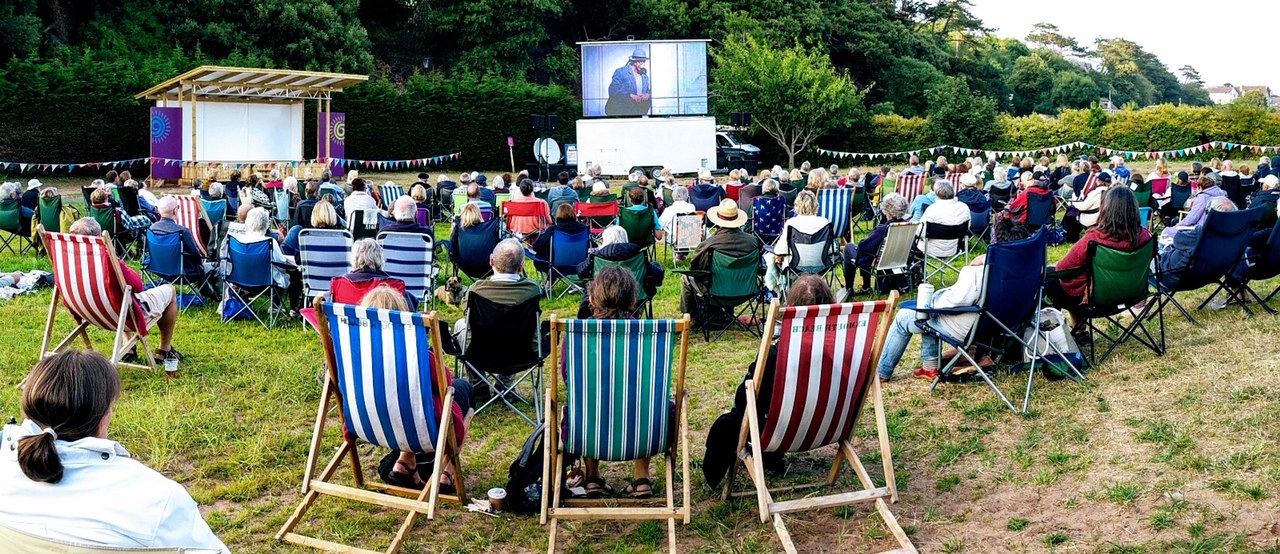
163, 101, 305, 161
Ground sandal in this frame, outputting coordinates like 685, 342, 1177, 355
583, 476, 614, 499
437, 469, 457, 496
622, 478, 654, 499
377, 453, 425, 490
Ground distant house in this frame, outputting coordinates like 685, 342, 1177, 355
1098, 97, 1118, 113
1208, 85, 1274, 106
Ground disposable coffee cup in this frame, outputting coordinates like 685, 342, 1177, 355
163, 356, 178, 378
487, 487, 507, 512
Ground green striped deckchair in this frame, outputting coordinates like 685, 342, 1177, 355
542, 315, 693, 554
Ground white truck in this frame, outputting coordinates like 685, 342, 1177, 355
575, 116, 758, 177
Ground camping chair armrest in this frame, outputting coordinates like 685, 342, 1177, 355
900, 300, 980, 316
1045, 266, 1084, 280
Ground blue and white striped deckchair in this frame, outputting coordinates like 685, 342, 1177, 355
278, 301, 465, 554
298, 228, 352, 298
817, 187, 854, 241
377, 231, 436, 309
542, 315, 693, 554
379, 183, 405, 210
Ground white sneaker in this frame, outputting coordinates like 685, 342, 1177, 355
1208, 297, 1229, 310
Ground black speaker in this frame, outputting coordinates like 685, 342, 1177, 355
531, 114, 545, 131
731, 112, 742, 127
547, 115, 558, 132
742, 112, 752, 126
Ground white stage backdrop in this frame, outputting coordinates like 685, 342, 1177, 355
161, 101, 304, 161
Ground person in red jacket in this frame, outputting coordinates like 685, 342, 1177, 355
1001, 172, 1055, 225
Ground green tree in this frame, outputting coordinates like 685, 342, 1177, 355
877, 57, 945, 117
1177, 64, 1202, 85
1234, 90, 1270, 108
1179, 82, 1212, 106
711, 35, 866, 169
1009, 54, 1053, 115
925, 75, 998, 146
1025, 22, 1083, 57
1049, 71, 1100, 110
0, 0, 41, 60
1095, 37, 1180, 105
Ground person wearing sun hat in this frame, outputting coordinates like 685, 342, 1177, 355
20, 178, 42, 213
605, 46, 652, 116
679, 199, 761, 314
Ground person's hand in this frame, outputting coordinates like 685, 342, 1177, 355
631, 93, 642, 101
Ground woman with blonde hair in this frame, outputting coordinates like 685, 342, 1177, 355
764, 190, 830, 293
1147, 157, 1170, 182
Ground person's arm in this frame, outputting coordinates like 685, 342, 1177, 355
1054, 237, 1091, 273
608, 68, 629, 97
154, 484, 230, 553
934, 265, 983, 308
1179, 196, 1208, 228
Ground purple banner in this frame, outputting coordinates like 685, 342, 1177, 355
150, 107, 183, 179
319, 112, 346, 177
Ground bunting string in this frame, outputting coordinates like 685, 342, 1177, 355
817, 141, 1280, 162
0, 152, 463, 174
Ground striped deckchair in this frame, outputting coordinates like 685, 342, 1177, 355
816, 187, 854, 241
895, 173, 927, 205
278, 300, 465, 554
377, 231, 435, 309
944, 171, 964, 185
171, 195, 207, 257
36, 227, 157, 378
542, 316, 693, 554
379, 183, 405, 209
722, 295, 916, 554
298, 228, 353, 330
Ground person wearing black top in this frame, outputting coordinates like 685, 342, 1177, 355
532, 203, 588, 272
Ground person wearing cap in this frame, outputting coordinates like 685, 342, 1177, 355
955, 173, 991, 215
472, 174, 497, 206
605, 47, 652, 116
1248, 174, 1280, 212
1062, 171, 1113, 242
410, 171, 437, 208
679, 199, 761, 315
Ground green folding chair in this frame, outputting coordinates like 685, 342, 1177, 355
37, 194, 76, 235
0, 199, 35, 254
677, 249, 763, 342
618, 206, 657, 254
1049, 239, 1162, 366
595, 252, 654, 318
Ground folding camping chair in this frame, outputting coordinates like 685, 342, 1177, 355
817, 187, 854, 241
920, 220, 970, 285
675, 250, 763, 342
668, 212, 704, 264
37, 193, 77, 235
1048, 239, 1163, 366
348, 210, 381, 241
751, 195, 786, 244
534, 227, 590, 297
88, 205, 141, 260
721, 296, 915, 554
895, 173, 928, 205
1155, 207, 1264, 324
502, 200, 553, 240
594, 252, 657, 318
446, 294, 545, 425
379, 183, 405, 210
619, 206, 658, 254
277, 301, 466, 554
1221, 173, 1243, 208
911, 228, 1082, 413
872, 222, 921, 294
575, 201, 618, 237
144, 229, 214, 312
449, 217, 500, 282
36, 227, 158, 377
1218, 219, 1280, 314
222, 235, 286, 329
201, 198, 229, 257
967, 205, 992, 249
0, 199, 35, 254
542, 316, 693, 554
778, 222, 841, 295
378, 231, 436, 309
1024, 191, 1057, 230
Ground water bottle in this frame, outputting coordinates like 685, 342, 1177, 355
916, 283, 934, 321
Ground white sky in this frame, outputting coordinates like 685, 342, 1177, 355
969, 0, 1277, 94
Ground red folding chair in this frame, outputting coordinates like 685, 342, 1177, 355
575, 200, 619, 236
300, 276, 408, 330
171, 195, 208, 257
501, 200, 552, 238
34, 227, 158, 381
895, 173, 927, 205
722, 294, 916, 553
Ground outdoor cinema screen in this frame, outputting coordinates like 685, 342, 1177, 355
580, 40, 708, 118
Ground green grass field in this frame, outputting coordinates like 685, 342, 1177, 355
1, 170, 1279, 553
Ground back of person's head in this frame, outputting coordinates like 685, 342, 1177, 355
208, 182, 225, 199
90, 187, 109, 205
555, 203, 575, 223
589, 265, 638, 319
68, 217, 101, 236
467, 183, 480, 199
795, 190, 819, 216
393, 196, 416, 222
230, 170, 243, 182
350, 178, 366, 192
283, 176, 298, 193
122, 179, 138, 190
248, 173, 261, 187
933, 180, 955, 200
1097, 186, 1142, 245
600, 225, 629, 247
762, 179, 779, 195
348, 170, 360, 183
672, 185, 689, 202
40, 188, 57, 200
1, 182, 18, 199
350, 238, 385, 272
411, 184, 427, 203
459, 203, 483, 228
786, 275, 835, 306
17, 350, 120, 484
993, 217, 1033, 243
236, 202, 252, 223
557, 171, 570, 185
105, 170, 118, 184
359, 284, 410, 311
1209, 196, 1237, 213
519, 178, 534, 196
800, 161, 811, 172
312, 198, 338, 228
305, 180, 320, 198
157, 195, 179, 217
119, 170, 131, 182
270, 169, 281, 181
880, 193, 908, 220
627, 186, 646, 206
909, 154, 920, 166
246, 207, 271, 235
490, 238, 525, 274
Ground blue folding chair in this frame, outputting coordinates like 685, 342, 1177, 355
277, 302, 465, 553
378, 231, 436, 309
1025, 191, 1057, 229
533, 227, 590, 297
908, 228, 1082, 413
298, 228, 352, 300
689, 184, 725, 213
450, 217, 500, 282
201, 198, 228, 256
817, 187, 854, 241
751, 195, 786, 243
1223, 219, 1280, 314
222, 235, 283, 328
1156, 207, 1264, 324
143, 229, 212, 312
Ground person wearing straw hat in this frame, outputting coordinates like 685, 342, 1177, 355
679, 199, 761, 314
605, 46, 652, 116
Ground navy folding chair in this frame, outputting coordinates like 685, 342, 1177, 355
1222, 219, 1280, 314
222, 235, 284, 328
1156, 207, 1263, 324
751, 195, 785, 243
451, 217, 500, 282
1024, 191, 1057, 229
144, 229, 212, 312
534, 228, 590, 297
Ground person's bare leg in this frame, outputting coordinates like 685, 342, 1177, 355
158, 297, 177, 351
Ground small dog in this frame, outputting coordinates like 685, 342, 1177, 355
434, 277, 466, 307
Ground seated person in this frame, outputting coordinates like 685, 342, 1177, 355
916, 180, 970, 257
1062, 171, 1112, 241
0, 351, 227, 551
464, 183, 493, 215
20, 178, 41, 214
679, 200, 761, 315
148, 196, 221, 299
2, 182, 34, 229
380, 196, 432, 237
689, 172, 725, 212
474, 174, 498, 206
506, 178, 553, 238
1002, 172, 1054, 226
1248, 175, 1280, 211
1158, 171, 1193, 220
656, 184, 696, 246
336, 238, 417, 308
764, 190, 829, 293
284, 197, 342, 256
233, 208, 302, 312
1044, 187, 1152, 334
878, 218, 1032, 381
955, 173, 991, 214
1221, 200, 1280, 308
294, 180, 322, 229
1162, 175, 1225, 241
842, 193, 910, 297
546, 171, 578, 212
531, 203, 589, 272
68, 218, 181, 362
90, 187, 150, 235
1158, 196, 1237, 291
702, 274, 836, 486
409, 183, 433, 224
361, 287, 472, 492
444, 203, 487, 261
588, 181, 617, 203
451, 238, 544, 353
576, 226, 665, 314
343, 177, 379, 218
621, 186, 664, 240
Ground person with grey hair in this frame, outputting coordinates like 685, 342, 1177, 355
452, 238, 543, 353
657, 182, 695, 248
840, 193, 911, 298
231, 207, 301, 312
379, 195, 431, 237
916, 180, 969, 258
147, 195, 220, 297
333, 238, 417, 308
576, 225, 664, 302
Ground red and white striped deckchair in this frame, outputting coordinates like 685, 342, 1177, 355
171, 195, 208, 256
36, 227, 157, 378
944, 171, 964, 185
894, 173, 927, 205
722, 294, 916, 554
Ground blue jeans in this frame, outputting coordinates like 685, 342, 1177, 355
875, 308, 960, 379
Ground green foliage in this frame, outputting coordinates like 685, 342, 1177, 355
712, 34, 866, 168
926, 76, 999, 146
1050, 72, 1101, 111
1010, 54, 1054, 115
0, 0, 40, 60
878, 57, 946, 117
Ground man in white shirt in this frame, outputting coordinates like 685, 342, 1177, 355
916, 180, 970, 258
658, 185, 695, 243
343, 178, 380, 216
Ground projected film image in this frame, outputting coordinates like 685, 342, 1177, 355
581, 41, 708, 117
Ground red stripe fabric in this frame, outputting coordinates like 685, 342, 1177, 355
47, 232, 143, 336
172, 196, 206, 256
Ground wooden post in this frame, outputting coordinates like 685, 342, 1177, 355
189, 82, 198, 162
316, 99, 322, 162
324, 95, 332, 161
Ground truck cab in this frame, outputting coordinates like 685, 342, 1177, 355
715, 131, 760, 174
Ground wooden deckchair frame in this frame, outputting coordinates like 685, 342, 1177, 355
541, 314, 693, 554
35, 227, 157, 382
277, 297, 466, 554
721, 294, 917, 554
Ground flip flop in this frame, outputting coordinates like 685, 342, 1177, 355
623, 478, 654, 499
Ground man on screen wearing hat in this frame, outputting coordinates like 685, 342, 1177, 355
605, 47, 652, 116
679, 199, 761, 315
